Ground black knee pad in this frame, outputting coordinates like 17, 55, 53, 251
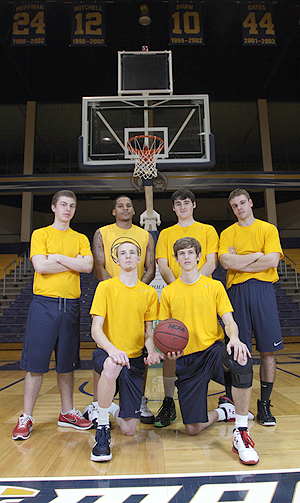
222, 350, 253, 388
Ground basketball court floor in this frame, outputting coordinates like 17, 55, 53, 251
1, 344, 300, 502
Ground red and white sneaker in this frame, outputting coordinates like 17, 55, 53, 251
58, 408, 93, 430
12, 414, 34, 440
232, 427, 259, 465
218, 396, 255, 421
219, 402, 235, 422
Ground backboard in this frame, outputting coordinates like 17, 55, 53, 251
78, 95, 215, 171
118, 50, 173, 95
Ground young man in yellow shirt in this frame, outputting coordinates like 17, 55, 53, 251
12, 190, 94, 440
160, 236, 259, 465
84, 195, 156, 426
219, 188, 283, 426
90, 241, 162, 462
155, 189, 219, 427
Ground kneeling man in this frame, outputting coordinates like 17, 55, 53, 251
159, 237, 259, 465
90, 241, 163, 462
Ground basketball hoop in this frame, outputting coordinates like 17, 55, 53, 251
127, 134, 164, 180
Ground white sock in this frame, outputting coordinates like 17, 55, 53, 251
22, 412, 33, 419
235, 414, 248, 430
215, 407, 226, 421
109, 401, 120, 418
92, 401, 98, 407
97, 406, 110, 426
163, 377, 176, 399
62, 407, 75, 415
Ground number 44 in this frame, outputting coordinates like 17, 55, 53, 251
243, 12, 275, 35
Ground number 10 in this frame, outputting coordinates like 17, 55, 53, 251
172, 11, 200, 35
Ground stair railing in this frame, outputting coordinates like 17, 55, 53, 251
279, 255, 299, 292
2, 250, 32, 299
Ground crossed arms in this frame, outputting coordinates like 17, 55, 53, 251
219, 247, 280, 273
32, 253, 93, 274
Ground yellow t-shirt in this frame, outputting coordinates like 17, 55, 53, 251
90, 276, 159, 358
156, 221, 219, 279
100, 223, 150, 280
159, 275, 233, 355
31, 225, 92, 299
219, 219, 283, 289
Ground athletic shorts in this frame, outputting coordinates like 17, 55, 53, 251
228, 279, 284, 353
20, 295, 81, 374
93, 347, 145, 419
175, 341, 225, 425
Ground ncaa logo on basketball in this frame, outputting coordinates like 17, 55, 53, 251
168, 323, 185, 332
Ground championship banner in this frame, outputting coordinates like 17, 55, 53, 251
71, 1, 105, 47
169, 2, 204, 46
11, 2, 46, 46
241, 1, 277, 46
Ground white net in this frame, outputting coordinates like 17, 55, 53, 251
127, 135, 164, 180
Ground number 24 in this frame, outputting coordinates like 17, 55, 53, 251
13, 12, 45, 35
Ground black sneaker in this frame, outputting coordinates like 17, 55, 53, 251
257, 399, 276, 426
90, 425, 112, 462
154, 397, 176, 428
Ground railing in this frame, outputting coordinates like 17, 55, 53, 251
2, 250, 32, 299
279, 254, 299, 292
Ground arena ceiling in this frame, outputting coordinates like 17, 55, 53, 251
0, 0, 300, 209
0, 0, 299, 104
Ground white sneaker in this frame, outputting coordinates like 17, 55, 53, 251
219, 402, 235, 422
140, 396, 154, 424
232, 428, 259, 465
218, 396, 255, 420
83, 403, 98, 429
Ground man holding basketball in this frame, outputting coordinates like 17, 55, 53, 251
83, 195, 156, 426
90, 241, 162, 462
160, 237, 259, 465
155, 189, 219, 427
219, 188, 283, 426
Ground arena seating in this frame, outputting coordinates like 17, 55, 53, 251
0, 271, 98, 344
0, 260, 299, 344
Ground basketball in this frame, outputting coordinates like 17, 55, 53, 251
154, 319, 189, 354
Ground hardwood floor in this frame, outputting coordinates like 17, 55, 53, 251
1, 344, 300, 477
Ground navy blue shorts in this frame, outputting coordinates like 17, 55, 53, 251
228, 279, 284, 353
175, 341, 225, 425
20, 295, 81, 373
93, 347, 145, 420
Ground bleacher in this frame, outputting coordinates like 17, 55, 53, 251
0, 269, 98, 347
0, 254, 300, 346
0, 254, 18, 281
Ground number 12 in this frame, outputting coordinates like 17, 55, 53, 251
74, 13, 102, 35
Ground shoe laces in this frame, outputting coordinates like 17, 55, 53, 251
19, 414, 34, 426
261, 400, 273, 414
95, 426, 110, 444
68, 408, 83, 418
239, 428, 255, 449
156, 399, 174, 418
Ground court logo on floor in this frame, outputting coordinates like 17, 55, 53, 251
0, 470, 300, 502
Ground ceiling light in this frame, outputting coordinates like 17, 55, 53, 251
139, 5, 151, 26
